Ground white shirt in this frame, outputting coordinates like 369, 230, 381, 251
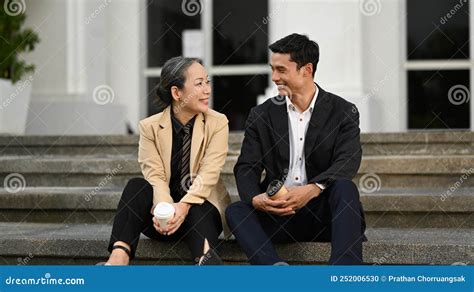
283, 86, 326, 191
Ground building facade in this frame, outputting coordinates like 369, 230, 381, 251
21, 0, 474, 134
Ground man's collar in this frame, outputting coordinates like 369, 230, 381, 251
285, 83, 319, 113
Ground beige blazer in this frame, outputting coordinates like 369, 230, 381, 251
138, 106, 231, 237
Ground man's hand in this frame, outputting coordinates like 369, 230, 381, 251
252, 193, 295, 216
280, 184, 321, 211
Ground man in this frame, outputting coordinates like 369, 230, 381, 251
225, 33, 366, 265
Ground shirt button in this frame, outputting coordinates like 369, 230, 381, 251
300, 118, 303, 122
295, 177, 299, 181
300, 138, 303, 141
299, 157, 302, 160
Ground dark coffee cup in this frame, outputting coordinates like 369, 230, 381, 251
266, 180, 288, 200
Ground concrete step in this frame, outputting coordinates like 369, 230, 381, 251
0, 135, 139, 156
0, 222, 471, 265
1, 131, 473, 156
0, 187, 472, 228
231, 131, 474, 156
0, 155, 473, 189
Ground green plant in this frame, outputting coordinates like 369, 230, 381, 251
0, 0, 40, 84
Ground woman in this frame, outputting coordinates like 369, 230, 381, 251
101, 57, 231, 265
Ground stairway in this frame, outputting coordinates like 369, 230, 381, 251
0, 132, 473, 265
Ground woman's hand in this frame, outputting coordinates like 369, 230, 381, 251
151, 204, 166, 235
164, 202, 191, 235
152, 216, 166, 235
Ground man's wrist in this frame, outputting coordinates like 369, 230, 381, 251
316, 182, 326, 190
309, 183, 324, 197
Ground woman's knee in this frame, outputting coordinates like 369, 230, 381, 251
121, 177, 152, 202
186, 202, 221, 226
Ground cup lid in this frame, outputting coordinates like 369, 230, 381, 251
154, 202, 175, 218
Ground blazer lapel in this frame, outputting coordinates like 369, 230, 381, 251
305, 86, 332, 158
269, 100, 290, 167
157, 107, 172, 182
190, 112, 205, 175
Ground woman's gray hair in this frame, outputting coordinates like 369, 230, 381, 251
155, 56, 202, 109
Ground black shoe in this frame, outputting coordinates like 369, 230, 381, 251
198, 249, 223, 265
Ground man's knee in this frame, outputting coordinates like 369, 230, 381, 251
225, 201, 253, 226
329, 179, 359, 202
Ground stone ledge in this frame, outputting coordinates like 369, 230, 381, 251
1, 187, 473, 213
1, 131, 473, 146
0, 223, 472, 265
1, 155, 473, 175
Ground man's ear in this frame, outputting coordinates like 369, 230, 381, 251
171, 86, 181, 102
303, 63, 313, 77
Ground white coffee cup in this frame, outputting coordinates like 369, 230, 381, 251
153, 202, 175, 230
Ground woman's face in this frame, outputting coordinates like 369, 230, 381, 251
173, 62, 210, 115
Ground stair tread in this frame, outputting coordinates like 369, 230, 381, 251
0, 222, 471, 244
1, 155, 473, 174
1, 131, 473, 146
0, 222, 472, 264
0, 187, 473, 212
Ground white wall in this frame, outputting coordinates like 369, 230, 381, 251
267, 0, 405, 132
22, 0, 147, 135
20, 0, 412, 134
362, 0, 405, 132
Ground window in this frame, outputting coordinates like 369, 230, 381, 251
408, 70, 470, 129
213, 75, 268, 130
146, 0, 270, 130
406, 0, 470, 129
147, 0, 200, 67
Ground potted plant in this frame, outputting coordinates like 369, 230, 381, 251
0, 0, 39, 134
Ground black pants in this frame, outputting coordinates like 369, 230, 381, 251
225, 179, 366, 265
108, 177, 222, 263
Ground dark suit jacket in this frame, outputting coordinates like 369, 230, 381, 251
234, 85, 362, 203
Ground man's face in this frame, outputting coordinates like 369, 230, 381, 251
270, 53, 306, 98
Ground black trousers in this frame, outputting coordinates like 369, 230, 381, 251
108, 177, 222, 263
225, 179, 366, 265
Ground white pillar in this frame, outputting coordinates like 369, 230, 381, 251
22, 0, 131, 135
106, 0, 147, 134
265, 0, 407, 132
